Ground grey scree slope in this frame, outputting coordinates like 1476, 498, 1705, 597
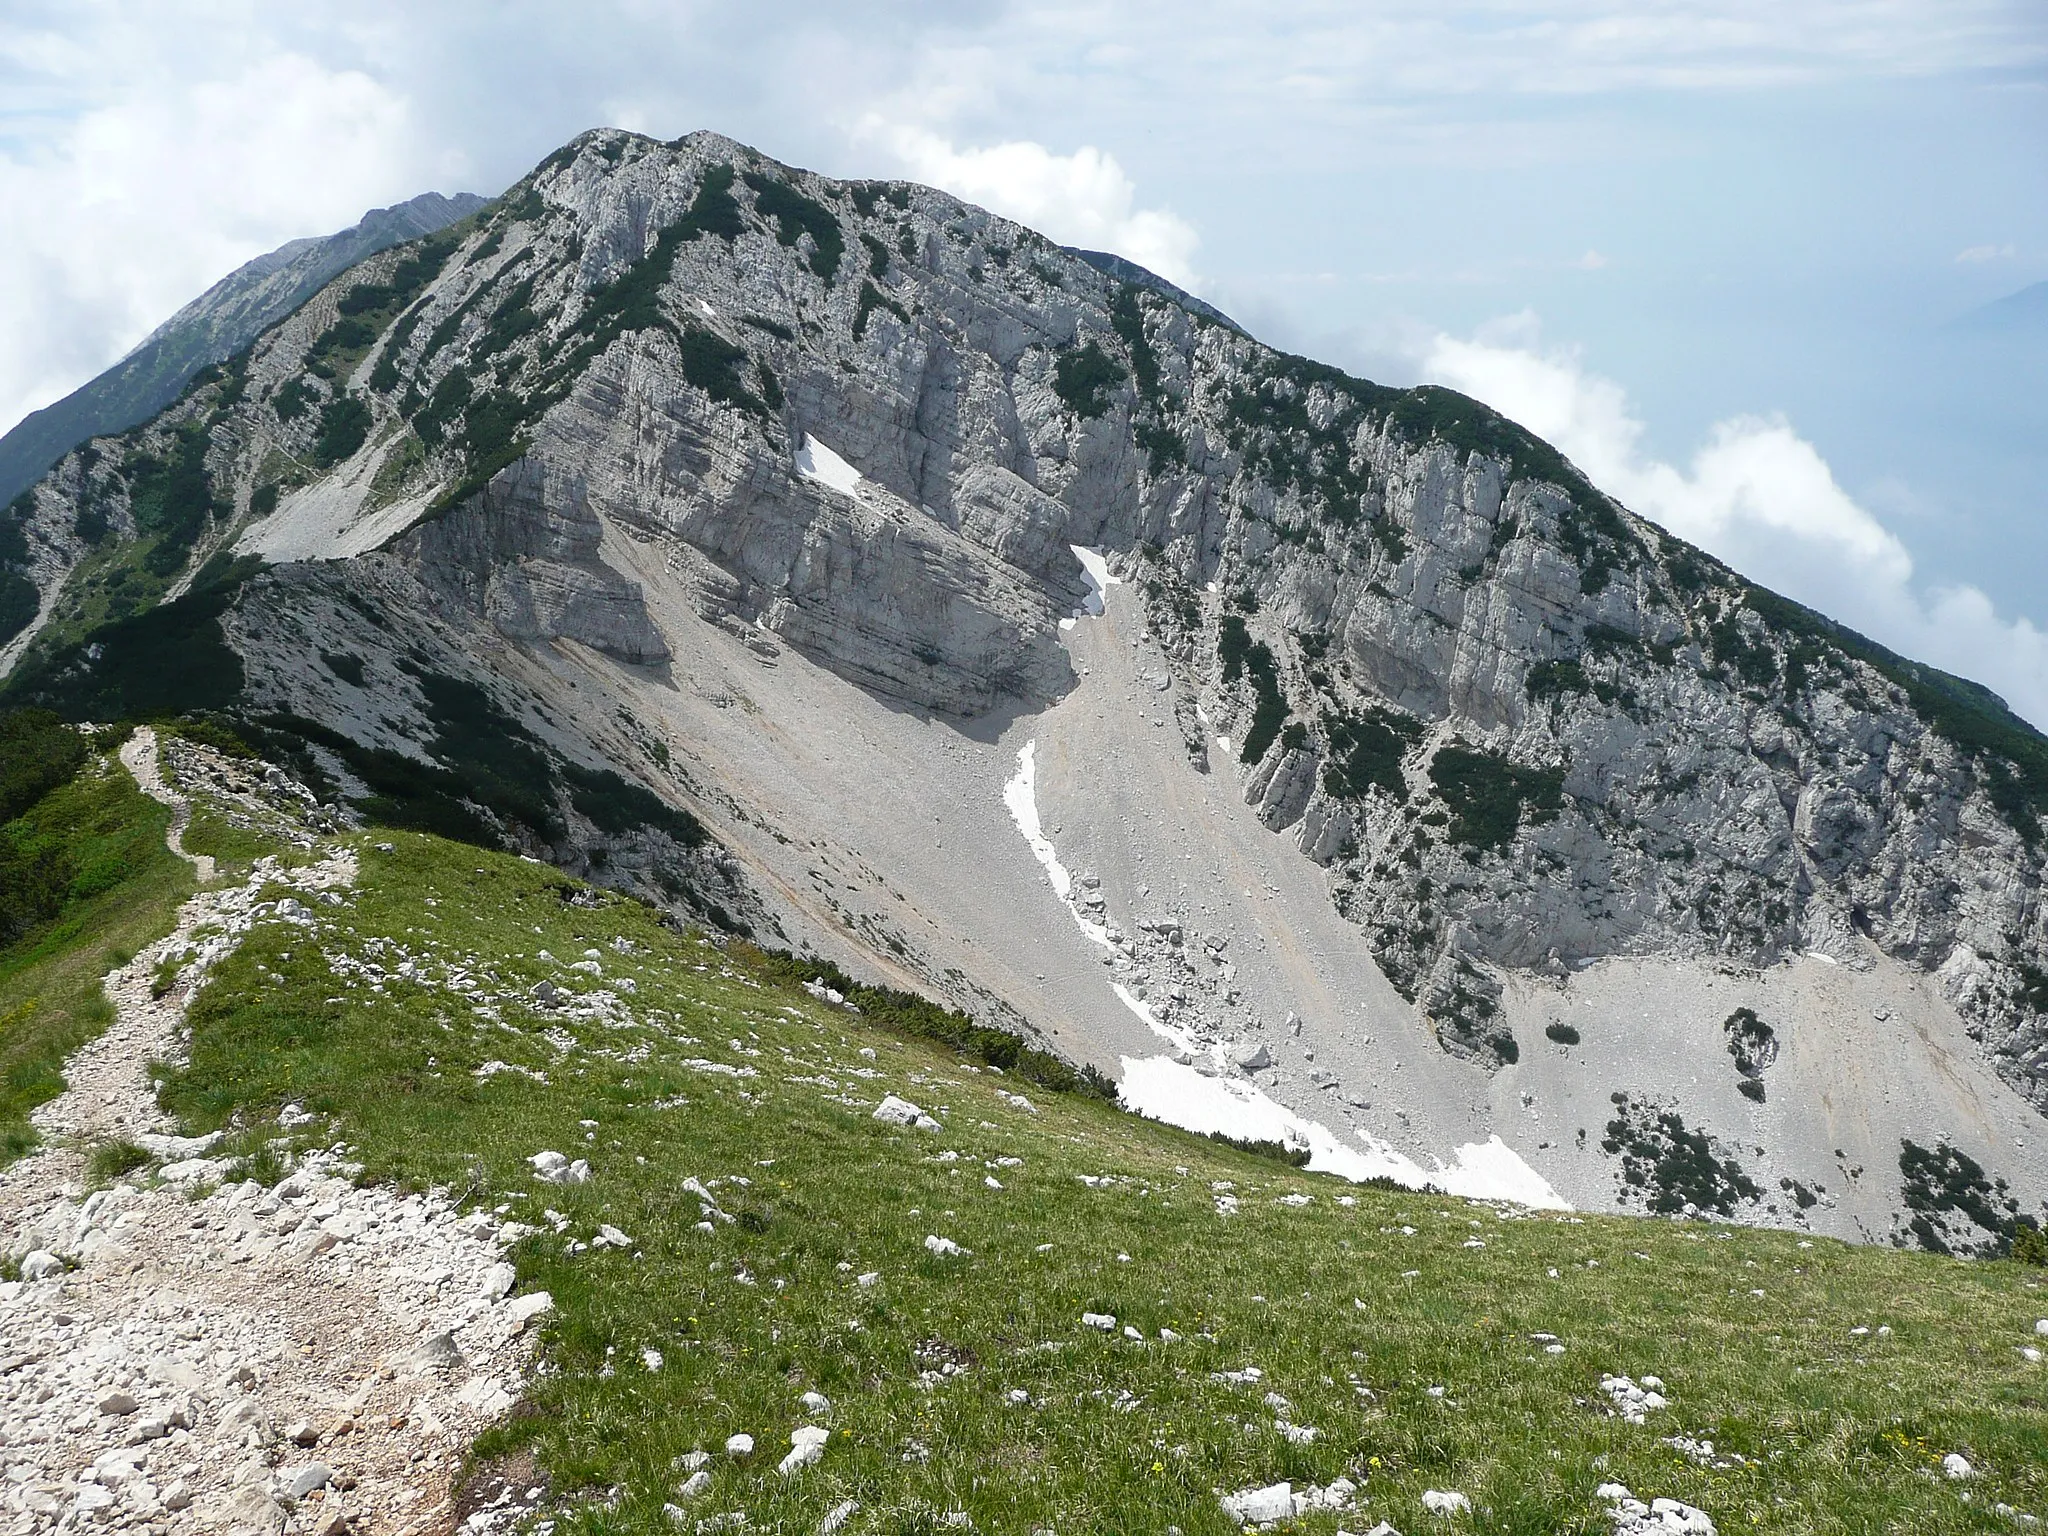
5, 128, 2046, 1251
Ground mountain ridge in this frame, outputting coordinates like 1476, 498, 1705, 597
2, 126, 2045, 1250
0, 189, 489, 513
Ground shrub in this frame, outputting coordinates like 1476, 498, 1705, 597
313, 396, 372, 468
88, 1140, 151, 1184
1053, 342, 1126, 420
1545, 1022, 1580, 1046
2013, 1223, 2048, 1266
853, 282, 910, 341
743, 172, 843, 278
1428, 745, 1564, 851
1208, 1131, 1311, 1167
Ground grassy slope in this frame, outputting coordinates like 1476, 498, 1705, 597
0, 752, 188, 1159
153, 826, 2048, 1535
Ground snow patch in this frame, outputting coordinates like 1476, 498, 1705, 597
1117, 1055, 1568, 1207
1113, 984, 1191, 1051
795, 435, 865, 498
1070, 546, 1120, 618
1002, 742, 1113, 949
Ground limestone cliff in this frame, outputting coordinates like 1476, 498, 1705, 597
5, 128, 2045, 1246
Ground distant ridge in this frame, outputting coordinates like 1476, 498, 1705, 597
0, 190, 489, 507
1950, 278, 2048, 336
1064, 247, 1242, 333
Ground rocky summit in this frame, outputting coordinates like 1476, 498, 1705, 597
5, 127, 2048, 1255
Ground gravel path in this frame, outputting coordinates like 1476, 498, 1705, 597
1, 742, 542, 1535
118, 728, 216, 885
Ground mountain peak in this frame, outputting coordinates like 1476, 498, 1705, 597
1, 127, 2045, 1250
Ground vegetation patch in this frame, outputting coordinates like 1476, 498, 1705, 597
1216, 615, 1288, 765
852, 282, 910, 342
743, 172, 843, 279
1602, 1098, 1761, 1216
1898, 1139, 2024, 1257
1319, 706, 1423, 802
1053, 342, 1126, 420
1427, 745, 1565, 851
125, 425, 219, 578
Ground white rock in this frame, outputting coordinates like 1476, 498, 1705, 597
97, 1390, 140, 1416
874, 1094, 941, 1131
676, 1470, 711, 1499
819, 1500, 860, 1534
506, 1291, 555, 1330
283, 1463, 334, 1500
924, 1234, 967, 1258
1944, 1453, 1976, 1479
480, 1261, 518, 1298
778, 1425, 829, 1474
1223, 1483, 1295, 1524
800, 1390, 831, 1414
19, 1250, 63, 1281
595, 1224, 632, 1249
726, 1432, 755, 1458
1082, 1312, 1116, 1330
1422, 1490, 1471, 1516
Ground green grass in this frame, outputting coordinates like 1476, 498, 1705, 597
149, 825, 2048, 1534
0, 751, 189, 1161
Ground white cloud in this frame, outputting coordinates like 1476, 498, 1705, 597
1954, 242, 2018, 263
868, 123, 1202, 291
1423, 320, 2048, 729
0, 12, 427, 435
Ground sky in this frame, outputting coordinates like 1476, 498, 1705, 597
3, 1, 2045, 719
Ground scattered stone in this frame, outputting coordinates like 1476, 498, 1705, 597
529, 1150, 592, 1184
874, 1095, 942, 1131
410, 1329, 463, 1372
779, 1425, 829, 1474
1598, 1484, 1715, 1535
726, 1433, 756, 1458
284, 1463, 335, 1500
508, 1291, 556, 1330
1422, 1490, 1471, 1517
1222, 1483, 1295, 1524
676, 1469, 712, 1499
924, 1235, 968, 1258
1082, 1312, 1117, 1331
1945, 1454, 1977, 1480
19, 1250, 64, 1281
96, 1390, 140, 1416
481, 1261, 518, 1298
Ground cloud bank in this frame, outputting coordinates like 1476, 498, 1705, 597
1423, 319, 2048, 729
0, 13, 433, 437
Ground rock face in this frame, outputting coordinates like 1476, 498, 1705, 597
5, 127, 2048, 1244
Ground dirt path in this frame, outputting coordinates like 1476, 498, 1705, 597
0, 743, 541, 1536
118, 727, 217, 885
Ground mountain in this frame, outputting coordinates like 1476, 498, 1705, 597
0, 190, 489, 511
3, 128, 2046, 1255
1951, 278, 2048, 336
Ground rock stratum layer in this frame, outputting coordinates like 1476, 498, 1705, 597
5, 129, 2047, 1251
